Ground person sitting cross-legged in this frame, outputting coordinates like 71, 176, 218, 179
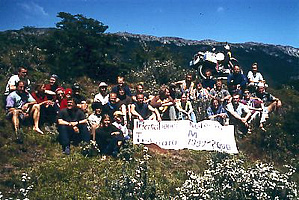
6, 81, 43, 142
57, 98, 90, 155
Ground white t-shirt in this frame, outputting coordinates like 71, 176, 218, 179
4, 75, 31, 95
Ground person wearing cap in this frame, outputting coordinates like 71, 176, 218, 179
44, 74, 59, 100
94, 82, 109, 105
254, 83, 282, 131
112, 111, 130, 140
58, 88, 72, 110
57, 98, 90, 155
72, 83, 88, 112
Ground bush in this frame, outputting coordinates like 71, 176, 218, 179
176, 153, 298, 200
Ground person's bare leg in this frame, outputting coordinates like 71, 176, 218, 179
12, 109, 20, 133
31, 104, 43, 134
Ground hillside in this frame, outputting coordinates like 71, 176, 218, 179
0, 14, 298, 199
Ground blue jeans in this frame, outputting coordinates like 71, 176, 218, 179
58, 124, 90, 148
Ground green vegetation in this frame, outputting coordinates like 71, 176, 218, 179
0, 12, 298, 199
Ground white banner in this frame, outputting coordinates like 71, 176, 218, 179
133, 120, 238, 154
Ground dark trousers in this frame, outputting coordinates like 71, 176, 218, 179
58, 124, 90, 148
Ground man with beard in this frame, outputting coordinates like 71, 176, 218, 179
6, 81, 43, 142
57, 98, 90, 155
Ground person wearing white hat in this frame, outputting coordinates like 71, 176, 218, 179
94, 82, 109, 105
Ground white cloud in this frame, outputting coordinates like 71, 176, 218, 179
18, 1, 49, 17
217, 7, 224, 12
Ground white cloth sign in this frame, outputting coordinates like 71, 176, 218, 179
133, 120, 238, 154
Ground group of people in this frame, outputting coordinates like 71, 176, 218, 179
3, 63, 282, 155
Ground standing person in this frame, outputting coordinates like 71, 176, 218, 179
150, 85, 177, 121
227, 65, 248, 95
95, 114, 124, 157
207, 98, 228, 125
4, 67, 31, 106
226, 93, 251, 134
44, 74, 59, 100
247, 63, 265, 93
94, 82, 109, 105
176, 93, 197, 123
57, 98, 90, 155
6, 81, 43, 140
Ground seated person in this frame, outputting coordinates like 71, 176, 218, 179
150, 85, 177, 121
193, 82, 210, 101
44, 74, 59, 100
72, 83, 88, 112
102, 92, 126, 121
4, 66, 31, 108
6, 81, 43, 140
227, 65, 247, 95
112, 111, 130, 140
131, 93, 161, 121
95, 114, 124, 157
31, 84, 57, 124
226, 93, 251, 134
88, 102, 103, 140
241, 89, 263, 126
174, 73, 195, 96
206, 98, 228, 126
57, 98, 90, 155
201, 70, 216, 91
247, 63, 265, 93
111, 76, 132, 97
94, 82, 109, 105
254, 83, 282, 130
176, 92, 196, 123
210, 79, 231, 106
131, 83, 150, 103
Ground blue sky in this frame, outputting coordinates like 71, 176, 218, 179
0, 0, 298, 47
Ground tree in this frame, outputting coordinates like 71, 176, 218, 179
44, 12, 115, 80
